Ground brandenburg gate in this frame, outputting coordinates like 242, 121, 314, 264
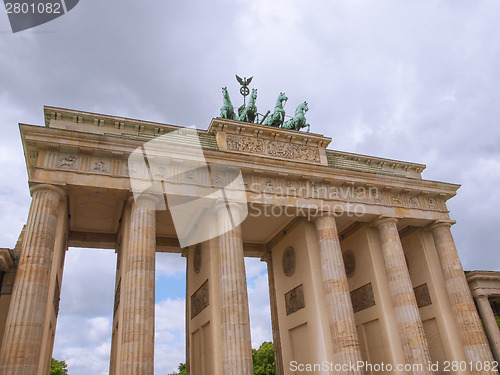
0, 104, 497, 375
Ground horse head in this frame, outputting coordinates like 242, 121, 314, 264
294, 101, 308, 116
250, 88, 258, 102
278, 92, 288, 104
222, 87, 229, 99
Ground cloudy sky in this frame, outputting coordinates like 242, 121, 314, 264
1, 0, 499, 374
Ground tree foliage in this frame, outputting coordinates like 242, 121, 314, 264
496, 316, 500, 330
168, 362, 186, 375
173, 341, 277, 375
252, 341, 276, 375
50, 358, 68, 375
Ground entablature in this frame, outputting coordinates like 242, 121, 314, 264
21, 107, 460, 223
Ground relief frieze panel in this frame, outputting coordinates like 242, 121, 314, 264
45, 149, 448, 213
226, 134, 320, 163
351, 282, 375, 313
191, 279, 209, 319
285, 284, 305, 316
414, 283, 432, 308
59, 154, 79, 169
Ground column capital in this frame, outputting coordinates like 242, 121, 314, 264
428, 220, 456, 231
313, 211, 336, 220
128, 193, 162, 208
372, 216, 398, 227
475, 294, 490, 301
29, 183, 66, 199
311, 209, 344, 223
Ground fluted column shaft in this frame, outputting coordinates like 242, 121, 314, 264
262, 254, 284, 375
430, 222, 496, 372
119, 195, 157, 375
0, 184, 64, 375
475, 296, 500, 362
218, 203, 253, 375
315, 215, 364, 375
375, 218, 433, 375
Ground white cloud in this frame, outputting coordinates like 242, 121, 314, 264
155, 298, 186, 374
246, 258, 273, 348
156, 253, 186, 278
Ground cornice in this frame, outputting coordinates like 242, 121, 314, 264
20, 122, 460, 199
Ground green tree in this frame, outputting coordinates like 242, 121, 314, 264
168, 362, 186, 375
50, 358, 68, 375
176, 342, 277, 375
496, 316, 500, 330
252, 341, 276, 375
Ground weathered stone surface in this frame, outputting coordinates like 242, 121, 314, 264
282, 246, 296, 277
226, 134, 320, 162
343, 250, 355, 278
119, 195, 157, 375
375, 217, 433, 374
414, 283, 432, 308
0, 184, 64, 375
315, 215, 364, 374
191, 280, 209, 319
193, 244, 202, 274
218, 204, 253, 375
350, 283, 376, 313
285, 284, 305, 316
431, 222, 496, 373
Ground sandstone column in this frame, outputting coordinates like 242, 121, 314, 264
315, 215, 364, 375
119, 195, 158, 375
261, 253, 284, 375
475, 295, 500, 362
430, 221, 496, 371
218, 202, 253, 375
0, 184, 65, 375
182, 250, 191, 375
375, 217, 433, 375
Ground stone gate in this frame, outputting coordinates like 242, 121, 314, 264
0, 106, 497, 375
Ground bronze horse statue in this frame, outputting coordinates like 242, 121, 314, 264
283, 101, 310, 132
220, 87, 236, 120
237, 88, 258, 123
263, 92, 288, 128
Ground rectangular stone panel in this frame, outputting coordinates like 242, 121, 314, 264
226, 134, 321, 163
191, 279, 209, 319
414, 283, 432, 308
422, 318, 447, 369
362, 319, 388, 373
351, 282, 376, 313
289, 323, 311, 372
202, 322, 213, 375
285, 284, 305, 316
191, 329, 202, 375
